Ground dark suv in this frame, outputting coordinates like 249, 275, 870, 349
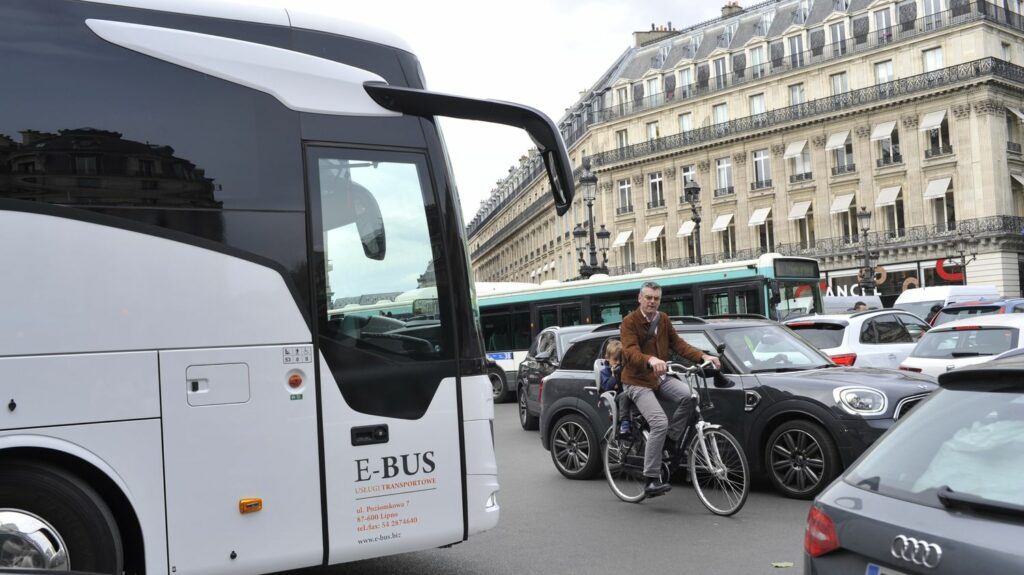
538, 317, 938, 498
516, 325, 598, 430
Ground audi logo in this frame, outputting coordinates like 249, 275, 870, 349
891, 535, 943, 569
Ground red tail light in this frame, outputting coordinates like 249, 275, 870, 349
953, 325, 981, 331
830, 353, 857, 366
805, 506, 840, 557
899, 365, 922, 373
787, 322, 815, 327
538, 377, 546, 404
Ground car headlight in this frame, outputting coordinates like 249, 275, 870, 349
832, 386, 887, 416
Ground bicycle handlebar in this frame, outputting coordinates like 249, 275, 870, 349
666, 359, 714, 374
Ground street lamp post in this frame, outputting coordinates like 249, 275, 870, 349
945, 230, 978, 284
573, 159, 610, 278
856, 206, 877, 294
683, 178, 703, 265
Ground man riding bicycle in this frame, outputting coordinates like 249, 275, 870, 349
620, 282, 721, 497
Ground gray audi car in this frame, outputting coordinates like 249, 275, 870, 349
805, 353, 1024, 573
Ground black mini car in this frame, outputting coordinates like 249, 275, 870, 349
516, 325, 598, 430
538, 317, 938, 498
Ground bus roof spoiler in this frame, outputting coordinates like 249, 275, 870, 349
364, 82, 575, 216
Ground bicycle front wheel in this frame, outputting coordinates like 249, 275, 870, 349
688, 427, 749, 516
603, 429, 647, 503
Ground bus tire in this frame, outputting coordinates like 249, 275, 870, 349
487, 365, 511, 403
0, 459, 124, 574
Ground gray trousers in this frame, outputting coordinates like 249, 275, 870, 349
626, 376, 695, 478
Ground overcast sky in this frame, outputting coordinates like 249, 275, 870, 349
275, 0, 726, 222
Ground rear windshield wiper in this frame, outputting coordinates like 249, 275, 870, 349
937, 485, 1024, 518
950, 352, 993, 357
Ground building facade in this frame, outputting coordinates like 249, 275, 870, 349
467, 0, 1024, 301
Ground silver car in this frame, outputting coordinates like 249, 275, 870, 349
805, 355, 1024, 574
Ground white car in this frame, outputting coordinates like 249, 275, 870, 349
898, 314, 1024, 378
785, 310, 930, 369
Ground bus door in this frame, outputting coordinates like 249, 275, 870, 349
307, 146, 467, 562
696, 281, 764, 317
537, 302, 583, 330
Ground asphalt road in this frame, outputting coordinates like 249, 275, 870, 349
281, 402, 812, 575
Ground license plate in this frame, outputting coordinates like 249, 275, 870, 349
866, 564, 909, 575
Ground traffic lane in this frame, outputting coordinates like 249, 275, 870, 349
279, 403, 811, 574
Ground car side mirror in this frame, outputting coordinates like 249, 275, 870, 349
535, 350, 553, 363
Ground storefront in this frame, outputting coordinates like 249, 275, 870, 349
823, 258, 966, 307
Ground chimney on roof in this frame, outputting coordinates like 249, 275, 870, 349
722, 1, 743, 18
634, 22, 677, 47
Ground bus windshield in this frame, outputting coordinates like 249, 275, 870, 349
774, 278, 823, 321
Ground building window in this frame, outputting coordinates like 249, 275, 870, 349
648, 172, 664, 208
679, 67, 693, 97
749, 93, 766, 115
713, 103, 729, 125
832, 136, 855, 174
678, 112, 693, 133
875, 8, 893, 43
789, 146, 812, 181
646, 121, 660, 141
713, 57, 728, 89
877, 127, 902, 166
720, 222, 737, 258
934, 189, 956, 232
829, 22, 847, 56
797, 206, 816, 249
789, 35, 805, 68
681, 165, 696, 186
750, 46, 766, 78
758, 214, 776, 253
617, 179, 633, 213
616, 86, 629, 112
616, 129, 629, 148
923, 47, 944, 72
646, 77, 659, 100
716, 157, 734, 194
885, 195, 906, 238
75, 156, 98, 175
875, 60, 894, 84
837, 205, 859, 243
926, 116, 953, 157
789, 83, 805, 105
621, 237, 636, 272
923, 0, 942, 30
652, 235, 668, 267
830, 72, 848, 95
752, 148, 772, 188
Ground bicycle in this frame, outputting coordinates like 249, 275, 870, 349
600, 360, 750, 515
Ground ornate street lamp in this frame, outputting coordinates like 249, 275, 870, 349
683, 178, 703, 264
945, 230, 978, 284
856, 206, 877, 293
575, 159, 610, 278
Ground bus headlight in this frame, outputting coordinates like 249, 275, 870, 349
832, 386, 886, 416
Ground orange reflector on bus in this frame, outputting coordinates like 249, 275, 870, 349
288, 374, 303, 388
239, 498, 263, 514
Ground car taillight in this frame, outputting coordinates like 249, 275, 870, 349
787, 322, 815, 327
953, 325, 981, 331
805, 506, 840, 557
899, 365, 922, 373
830, 353, 857, 366
539, 377, 546, 404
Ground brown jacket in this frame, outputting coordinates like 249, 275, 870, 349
620, 308, 705, 389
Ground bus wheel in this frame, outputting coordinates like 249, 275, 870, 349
0, 459, 123, 573
487, 366, 510, 403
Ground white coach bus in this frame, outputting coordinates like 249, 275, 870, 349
0, 1, 574, 574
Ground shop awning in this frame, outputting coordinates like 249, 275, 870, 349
711, 213, 734, 232
875, 186, 902, 207
870, 121, 897, 141
919, 110, 947, 132
642, 224, 665, 243
924, 177, 952, 199
611, 230, 632, 248
830, 193, 855, 214
788, 200, 812, 220
1008, 106, 1024, 122
1012, 174, 1024, 187
783, 140, 808, 159
825, 130, 850, 150
748, 207, 772, 226
677, 220, 696, 237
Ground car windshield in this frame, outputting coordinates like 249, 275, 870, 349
846, 387, 1024, 509
911, 327, 1018, 359
717, 325, 832, 373
932, 306, 1001, 326
894, 300, 943, 323
786, 322, 846, 349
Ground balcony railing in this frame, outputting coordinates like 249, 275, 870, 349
647, 198, 666, 209
616, 205, 635, 215
832, 163, 857, 176
714, 186, 735, 197
1009, 141, 1022, 153
925, 145, 954, 158
751, 179, 773, 190
877, 149, 903, 167
591, 58, 1024, 169
789, 172, 813, 183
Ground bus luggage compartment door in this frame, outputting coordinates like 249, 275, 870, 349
159, 345, 321, 575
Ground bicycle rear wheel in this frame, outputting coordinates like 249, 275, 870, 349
603, 429, 647, 503
688, 427, 749, 516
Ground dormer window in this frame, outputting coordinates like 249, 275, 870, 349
757, 12, 775, 35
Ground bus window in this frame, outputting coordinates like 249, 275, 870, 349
539, 307, 559, 329
512, 310, 532, 348
592, 295, 633, 324
312, 147, 455, 418
661, 291, 695, 317
705, 291, 730, 315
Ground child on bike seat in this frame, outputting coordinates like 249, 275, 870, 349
600, 340, 634, 436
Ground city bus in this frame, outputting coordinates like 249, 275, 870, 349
0, 2, 573, 574
478, 254, 823, 390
